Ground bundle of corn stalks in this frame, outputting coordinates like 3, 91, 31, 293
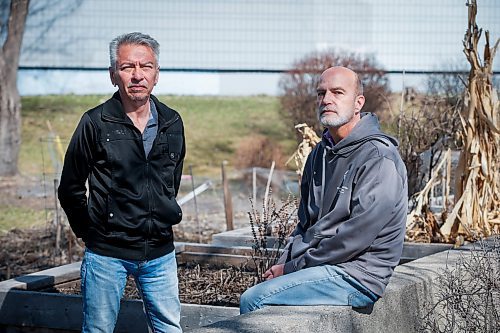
286, 123, 321, 177
439, 0, 500, 241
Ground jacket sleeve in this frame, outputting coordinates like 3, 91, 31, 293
173, 121, 186, 197
284, 156, 407, 274
58, 113, 96, 239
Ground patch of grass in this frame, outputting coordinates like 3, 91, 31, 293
20, 95, 298, 176
20, 95, 105, 175
163, 95, 296, 174
0, 206, 46, 233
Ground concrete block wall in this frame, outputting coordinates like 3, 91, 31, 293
188, 249, 463, 333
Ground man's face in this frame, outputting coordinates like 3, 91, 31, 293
316, 68, 364, 128
110, 44, 159, 103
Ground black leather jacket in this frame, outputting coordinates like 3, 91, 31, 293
58, 93, 185, 260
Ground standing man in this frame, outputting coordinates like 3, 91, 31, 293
240, 66, 408, 314
58, 32, 185, 332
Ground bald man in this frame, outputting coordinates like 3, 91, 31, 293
240, 67, 408, 314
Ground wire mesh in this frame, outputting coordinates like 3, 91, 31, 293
17, 0, 500, 73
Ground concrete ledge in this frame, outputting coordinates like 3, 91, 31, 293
0, 241, 461, 332
0, 262, 81, 291
187, 249, 463, 333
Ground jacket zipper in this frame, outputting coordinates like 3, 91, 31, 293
159, 114, 180, 130
145, 161, 151, 259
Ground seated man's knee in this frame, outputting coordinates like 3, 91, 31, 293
239, 285, 260, 314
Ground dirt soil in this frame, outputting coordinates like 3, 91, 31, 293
44, 263, 256, 307
0, 222, 257, 307
0, 175, 260, 307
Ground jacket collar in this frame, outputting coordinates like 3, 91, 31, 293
101, 92, 129, 123
101, 91, 178, 128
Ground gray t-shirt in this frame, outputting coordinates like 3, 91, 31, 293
142, 100, 158, 157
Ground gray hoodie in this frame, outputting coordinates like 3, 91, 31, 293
283, 112, 408, 297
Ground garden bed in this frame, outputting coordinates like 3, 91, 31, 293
42, 262, 255, 307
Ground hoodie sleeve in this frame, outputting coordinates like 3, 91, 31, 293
292, 146, 317, 237
57, 113, 96, 239
284, 155, 407, 274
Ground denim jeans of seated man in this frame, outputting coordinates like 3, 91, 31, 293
239, 265, 379, 314
81, 248, 181, 333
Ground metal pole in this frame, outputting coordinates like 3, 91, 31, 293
188, 165, 201, 243
221, 161, 234, 231
252, 167, 257, 205
53, 178, 61, 264
264, 161, 275, 214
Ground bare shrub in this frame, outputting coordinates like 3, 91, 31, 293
234, 135, 286, 170
420, 235, 500, 332
248, 193, 297, 284
427, 71, 467, 107
397, 95, 462, 196
278, 49, 390, 135
398, 63, 465, 197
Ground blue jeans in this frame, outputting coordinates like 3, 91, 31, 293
81, 248, 181, 333
239, 265, 378, 314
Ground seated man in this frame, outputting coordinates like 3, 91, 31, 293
240, 66, 408, 314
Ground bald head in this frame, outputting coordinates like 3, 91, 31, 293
320, 66, 363, 96
316, 66, 366, 142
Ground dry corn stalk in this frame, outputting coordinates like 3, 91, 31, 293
286, 123, 321, 177
440, 0, 500, 240
406, 149, 451, 243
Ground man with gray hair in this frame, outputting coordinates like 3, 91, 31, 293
240, 66, 408, 314
59, 32, 185, 332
